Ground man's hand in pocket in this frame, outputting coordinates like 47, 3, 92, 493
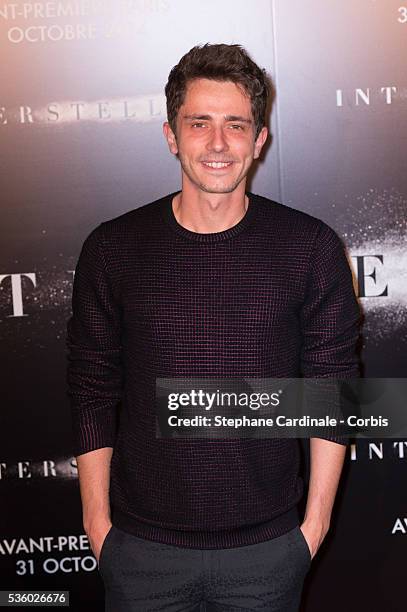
86, 520, 112, 564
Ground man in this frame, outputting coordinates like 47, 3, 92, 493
67, 44, 360, 611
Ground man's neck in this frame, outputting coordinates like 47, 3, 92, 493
172, 185, 249, 234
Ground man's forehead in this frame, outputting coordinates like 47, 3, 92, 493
181, 79, 253, 116
184, 78, 249, 97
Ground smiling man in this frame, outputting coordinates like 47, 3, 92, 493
164, 78, 266, 200
67, 44, 360, 611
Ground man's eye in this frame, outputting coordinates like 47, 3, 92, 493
192, 123, 206, 128
229, 124, 244, 130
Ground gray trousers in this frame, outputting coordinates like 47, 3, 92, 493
98, 525, 311, 611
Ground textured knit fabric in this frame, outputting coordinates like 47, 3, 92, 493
66, 192, 360, 549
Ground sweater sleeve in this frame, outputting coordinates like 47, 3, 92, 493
300, 222, 361, 445
66, 224, 122, 456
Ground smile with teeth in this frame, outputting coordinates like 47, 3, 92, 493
202, 161, 233, 168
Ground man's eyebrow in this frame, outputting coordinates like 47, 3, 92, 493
183, 114, 212, 121
182, 114, 252, 124
225, 115, 252, 124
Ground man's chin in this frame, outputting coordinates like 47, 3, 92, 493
197, 180, 242, 194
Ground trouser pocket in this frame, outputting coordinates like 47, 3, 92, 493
296, 526, 312, 566
98, 525, 114, 572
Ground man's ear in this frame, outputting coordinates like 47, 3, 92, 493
253, 126, 268, 160
163, 121, 178, 155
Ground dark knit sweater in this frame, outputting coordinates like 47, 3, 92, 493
67, 192, 360, 548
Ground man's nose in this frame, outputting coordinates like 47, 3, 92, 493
206, 126, 229, 152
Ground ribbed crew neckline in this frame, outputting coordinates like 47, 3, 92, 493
160, 191, 258, 243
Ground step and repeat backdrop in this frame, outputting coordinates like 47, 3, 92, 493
1, 1, 406, 610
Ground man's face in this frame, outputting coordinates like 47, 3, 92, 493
163, 78, 268, 195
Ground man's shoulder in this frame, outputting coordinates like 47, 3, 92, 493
251, 192, 324, 230
250, 193, 340, 247
96, 192, 174, 240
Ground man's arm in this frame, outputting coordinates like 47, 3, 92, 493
77, 448, 113, 562
299, 222, 360, 558
300, 438, 346, 559
67, 224, 122, 561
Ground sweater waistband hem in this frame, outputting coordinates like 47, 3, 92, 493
112, 506, 300, 549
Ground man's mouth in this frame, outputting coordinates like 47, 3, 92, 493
201, 161, 234, 169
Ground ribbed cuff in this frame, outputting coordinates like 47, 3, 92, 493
72, 409, 117, 456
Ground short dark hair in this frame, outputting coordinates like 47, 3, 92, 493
165, 43, 270, 139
